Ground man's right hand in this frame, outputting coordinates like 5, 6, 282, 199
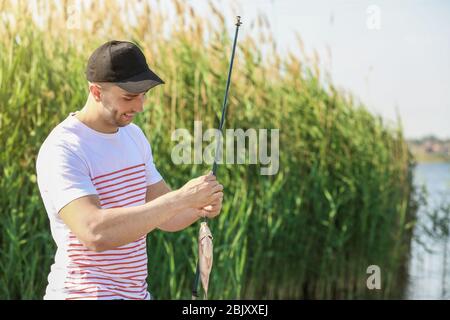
177, 173, 223, 209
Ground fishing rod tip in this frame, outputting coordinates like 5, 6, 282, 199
236, 16, 242, 26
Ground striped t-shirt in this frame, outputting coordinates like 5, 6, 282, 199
36, 112, 163, 300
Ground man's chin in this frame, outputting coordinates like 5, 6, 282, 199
117, 122, 131, 127
116, 117, 133, 127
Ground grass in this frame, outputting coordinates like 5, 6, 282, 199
0, 0, 417, 299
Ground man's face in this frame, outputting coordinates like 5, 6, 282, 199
97, 84, 148, 128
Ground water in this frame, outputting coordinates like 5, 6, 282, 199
406, 163, 450, 299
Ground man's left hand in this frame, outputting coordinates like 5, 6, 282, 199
200, 195, 223, 219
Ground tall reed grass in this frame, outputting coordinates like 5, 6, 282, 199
0, 0, 417, 299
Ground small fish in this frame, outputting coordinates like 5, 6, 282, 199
198, 221, 213, 299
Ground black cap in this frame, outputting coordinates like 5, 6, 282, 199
86, 40, 164, 93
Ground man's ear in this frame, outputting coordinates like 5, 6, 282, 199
89, 83, 102, 102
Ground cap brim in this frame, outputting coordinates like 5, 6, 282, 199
115, 69, 165, 94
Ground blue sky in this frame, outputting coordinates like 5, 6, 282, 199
186, 0, 450, 139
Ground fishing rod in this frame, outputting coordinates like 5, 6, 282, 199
191, 15, 242, 300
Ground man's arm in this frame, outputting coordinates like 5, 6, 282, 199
146, 179, 223, 232
60, 174, 222, 252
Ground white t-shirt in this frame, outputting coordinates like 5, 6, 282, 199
36, 111, 163, 300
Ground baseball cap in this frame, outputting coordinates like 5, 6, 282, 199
86, 40, 164, 93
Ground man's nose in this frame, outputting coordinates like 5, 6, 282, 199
132, 96, 146, 113
133, 104, 144, 113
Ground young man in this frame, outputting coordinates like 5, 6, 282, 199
36, 40, 223, 300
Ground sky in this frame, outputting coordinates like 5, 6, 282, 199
185, 0, 450, 139
25, 0, 449, 139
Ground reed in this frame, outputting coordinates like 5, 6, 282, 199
0, 0, 417, 299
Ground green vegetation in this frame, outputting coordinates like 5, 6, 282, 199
0, 0, 417, 299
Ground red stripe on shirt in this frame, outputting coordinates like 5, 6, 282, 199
70, 251, 147, 264
68, 246, 146, 258
66, 275, 143, 286
64, 284, 147, 294
68, 240, 145, 253
92, 164, 145, 181
64, 281, 143, 290
68, 264, 148, 274
108, 197, 146, 208
98, 181, 146, 197
70, 254, 148, 265
99, 186, 147, 201
65, 290, 146, 300
95, 175, 146, 191
93, 169, 145, 187
70, 256, 148, 268
100, 191, 146, 206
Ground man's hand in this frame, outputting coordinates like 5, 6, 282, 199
199, 195, 223, 219
177, 172, 223, 209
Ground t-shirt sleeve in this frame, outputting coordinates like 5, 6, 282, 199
143, 138, 163, 186
128, 124, 163, 186
38, 144, 98, 214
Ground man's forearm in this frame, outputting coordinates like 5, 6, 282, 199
91, 190, 186, 251
158, 208, 201, 232
146, 180, 201, 232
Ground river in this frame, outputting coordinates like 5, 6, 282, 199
406, 162, 450, 299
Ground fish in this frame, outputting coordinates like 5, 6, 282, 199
198, 221, 213, 299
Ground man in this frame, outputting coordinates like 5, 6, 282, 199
36, 40, 223, 300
